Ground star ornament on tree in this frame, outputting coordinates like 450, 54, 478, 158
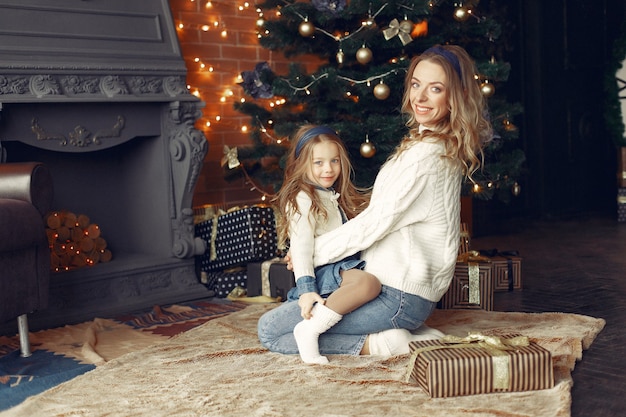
221, 146, 241, 169
239, 62, 275, 99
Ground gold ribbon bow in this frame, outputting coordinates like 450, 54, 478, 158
221, 145, 241, 169
383, 19, 413, 46
405, 333, 529, 390
440, 333, 529, 349
457, 250, 490, 263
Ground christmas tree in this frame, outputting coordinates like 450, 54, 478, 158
232, 0, 525, 202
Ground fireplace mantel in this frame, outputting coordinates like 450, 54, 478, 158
0, 0, 211, 332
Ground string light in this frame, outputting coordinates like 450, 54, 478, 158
177, 0, 502, 202
287, 3, 388, 44
175, 1, 258, 135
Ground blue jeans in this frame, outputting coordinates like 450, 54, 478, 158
257, 285, 436, 355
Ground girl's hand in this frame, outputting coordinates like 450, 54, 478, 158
283, 250, 293, 270
298, 292, 325, 319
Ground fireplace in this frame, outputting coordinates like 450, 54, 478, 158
0, 0, 210, 331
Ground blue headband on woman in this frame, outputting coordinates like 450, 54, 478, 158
424, 46, 462, 81
295, 126, 337, 158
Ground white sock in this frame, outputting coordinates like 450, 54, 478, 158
293, 303, 343, 364
368, 325, 444, 357
410, 324, 445, 341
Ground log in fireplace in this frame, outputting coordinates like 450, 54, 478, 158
0, 0, 210, 332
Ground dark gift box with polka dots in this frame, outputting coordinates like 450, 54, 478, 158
195, 206, 278, 272
201, 267, 247, 298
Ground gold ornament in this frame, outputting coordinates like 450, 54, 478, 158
356, 46, 373, 65
336, 48, 345, 65
383, 18, 413, 46
480, 81, 495, 97
360, 137, 376, 158
512, 182, 521, 196
298, 20, 315, 37
453, 6, 470, 22
373, 82, 390, 100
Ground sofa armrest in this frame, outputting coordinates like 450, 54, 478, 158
0, 162, 53, 216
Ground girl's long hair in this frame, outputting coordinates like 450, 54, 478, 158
273, 124, 370, 246
398, 44, 492, 182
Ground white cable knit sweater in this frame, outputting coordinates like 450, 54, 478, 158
289, 188, 344, 283
312, 138, 462, 302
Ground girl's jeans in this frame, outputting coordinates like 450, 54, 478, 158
257, 285, 436, 355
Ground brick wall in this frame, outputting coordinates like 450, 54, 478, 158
169, 0, 321, 209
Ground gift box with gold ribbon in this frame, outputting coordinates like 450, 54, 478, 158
247, 257, 295, 300
195, 205, 278, 272
200, 267, 247, 298
477, 249, 523, 292
405, 333, 554, 397
439, 251, 493, 310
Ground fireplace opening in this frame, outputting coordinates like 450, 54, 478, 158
4, 134, 171, 270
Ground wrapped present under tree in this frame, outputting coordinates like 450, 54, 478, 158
200, 267, 247, 298
439, 251, 494, 311
478, 249, 523, 292
247, 258, 295, 301
195, 205, 278, 272
405, 333, 554, 397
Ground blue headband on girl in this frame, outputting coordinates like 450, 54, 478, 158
424, 46, 462, 81
295, 126, 337, 158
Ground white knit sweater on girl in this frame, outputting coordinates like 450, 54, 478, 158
289, 188, 344, 284
312, 138, 462, 303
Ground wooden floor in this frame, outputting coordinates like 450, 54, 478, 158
472, 214, 625, 417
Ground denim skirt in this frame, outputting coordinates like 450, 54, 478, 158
286, 256, 365, 301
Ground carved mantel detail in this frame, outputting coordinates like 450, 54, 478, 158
166, 101, 208, 259
0, 74, 189, 101
31, 116, 125, 147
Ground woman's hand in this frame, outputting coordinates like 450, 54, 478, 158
298, 292, 325, 319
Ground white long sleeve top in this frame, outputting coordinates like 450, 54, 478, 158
312, 138, 462, 302
288, 188, 344, 287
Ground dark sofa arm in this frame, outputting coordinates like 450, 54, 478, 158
0, 162, 53, 217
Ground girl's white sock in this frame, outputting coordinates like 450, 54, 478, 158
293, 303, 343, 364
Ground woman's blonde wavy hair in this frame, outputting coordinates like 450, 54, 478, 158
273, 124, 370, 246
398, 44, 492, 182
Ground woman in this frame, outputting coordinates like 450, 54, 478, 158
258, 44, 491, 358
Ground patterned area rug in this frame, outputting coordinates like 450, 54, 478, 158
0, 300, 247, 411
0, 304, 605, 417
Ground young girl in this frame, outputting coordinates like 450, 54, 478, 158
259, 44, 491, 358
274, 124, 380, 364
